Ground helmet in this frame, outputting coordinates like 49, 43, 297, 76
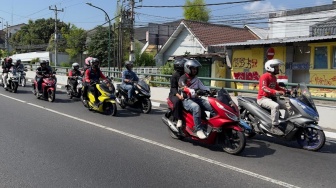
89, 58, 100, 69
40, 60, 47, 67
85, 57, 93, 66
184, 59, 202, 75
265, 59, 284, 73
16, 59, 21, 64
173, 58, 186, 73
72, 62, 79, 70
6, 57, 12, 64
124, 61, 134, 70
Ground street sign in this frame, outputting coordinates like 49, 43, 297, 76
267, 47, 275, 60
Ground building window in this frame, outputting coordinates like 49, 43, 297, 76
314, 46, 328, 69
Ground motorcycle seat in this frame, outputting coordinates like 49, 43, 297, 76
244, 97, 258, 104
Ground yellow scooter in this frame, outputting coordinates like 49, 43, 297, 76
82, 78, 117, 116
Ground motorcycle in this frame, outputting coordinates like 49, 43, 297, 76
115, 79, 152, 114
237, 82, 326, 151
3, 68, 19, 93
65, 76, 83, 99
162, 89, 246, 155
32, 73, 57, 102
16, 67, 27, 87
81, 78, 117, 116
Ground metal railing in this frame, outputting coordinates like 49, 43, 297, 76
29, 65, 336, 101
101, 70, 336, 102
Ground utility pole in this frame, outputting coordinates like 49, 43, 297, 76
129, 0, 135, 62
49, 5, 63, 68
5, 21, 10, 54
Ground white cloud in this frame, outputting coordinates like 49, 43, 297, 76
243, 1, 275, 13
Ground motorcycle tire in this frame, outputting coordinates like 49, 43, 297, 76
297, 127, 325, 151
218, 129, 246, 155
12, 82, 18, 93
103, 102, 117, 116
141, 98, 152, 114
48, 90, 55, 102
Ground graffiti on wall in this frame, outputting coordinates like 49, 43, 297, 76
310, 74, 336, 86
233, 71, 260, 81
232, 58, 258, 69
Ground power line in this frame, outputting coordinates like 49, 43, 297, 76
135, 0, 264, 8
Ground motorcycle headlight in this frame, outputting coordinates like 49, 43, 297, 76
215, 101, 238, 121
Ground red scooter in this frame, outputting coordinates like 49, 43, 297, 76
32, 73, 56, 102
162, 89, 246, 155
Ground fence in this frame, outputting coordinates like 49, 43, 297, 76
29, 65, 336, 101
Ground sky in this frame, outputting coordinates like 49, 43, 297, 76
0, 0, 333, 31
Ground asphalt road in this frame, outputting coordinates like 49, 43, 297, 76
0, 85, 335, 188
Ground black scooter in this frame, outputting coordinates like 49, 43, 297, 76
238, 82, 325, 151
115, 79, 152, 114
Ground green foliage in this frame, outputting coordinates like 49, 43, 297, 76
63, 25, 87, 60
183, 0, 210, 22
10, 18, 70, 53
30, 58, 40, 65
60, 62, 71, 67
161, 62, 174, 75
87, 26, 110, 67
134, 41, 156, 66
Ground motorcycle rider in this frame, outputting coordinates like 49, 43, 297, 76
14, 59, 24, 71
35, 60, 52, 95
257, 59, 292, 136
178, 59, 216, 139
169, 58, 186, 128
121, 61, 139, 104
68, 62, 81, 94
84, 58, 108, 108
81, 57, 92, 100
2, 57, 13, 89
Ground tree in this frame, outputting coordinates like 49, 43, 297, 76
10, 18, 69, 53
63, 25, 87, 60
183, 0, 210, 22
86, 26, 110, 67
134, 41, 155, 66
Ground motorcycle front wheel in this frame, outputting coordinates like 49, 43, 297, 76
297, 127, 325, 151
48, 90, 55, 102
103, 102, 117, 116
218, 129, 246, 155
141, 98, 152, 114
12, 82, 18, 93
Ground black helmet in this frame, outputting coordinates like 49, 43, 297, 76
184, 59, 202, 76
16, 59, 21, 64
124, 61, 133, 70
89, 58, 100, 69
40, 60, 47, 66
173, 58, 186, 73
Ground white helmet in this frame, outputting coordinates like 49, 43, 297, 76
72, 62, 79, 69
265, 59, 283, 72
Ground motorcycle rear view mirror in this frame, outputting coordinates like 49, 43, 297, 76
52, 71, 56, 74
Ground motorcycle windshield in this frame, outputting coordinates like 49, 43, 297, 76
137, 80, 150, 91
216, 89, 239, 113
297, 83, 317, 112
99, 83, 114, 93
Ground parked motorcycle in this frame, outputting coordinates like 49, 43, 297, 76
115, 79, 152, 114
81, 78, 117, 116
65, 76, 83, 99
238, 82, 325, 151
162, 89, 246, 155
3, 69, 19, 93
32, 73, 57, 102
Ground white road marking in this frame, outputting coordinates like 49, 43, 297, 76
0, 93, 329, 188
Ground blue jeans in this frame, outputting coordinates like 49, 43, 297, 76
122, 84, 134, 99
182, 98, 214, 132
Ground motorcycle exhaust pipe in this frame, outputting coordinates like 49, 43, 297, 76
161, 117, 179, 133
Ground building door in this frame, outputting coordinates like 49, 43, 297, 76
197, 58, 211, 86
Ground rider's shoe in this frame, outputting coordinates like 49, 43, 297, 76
92, 101, 102, 108
196, 130, 207, 139
176, 120, 182, 128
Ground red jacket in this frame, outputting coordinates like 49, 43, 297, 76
84, 68, 106, 83
257, 72, 286, 99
